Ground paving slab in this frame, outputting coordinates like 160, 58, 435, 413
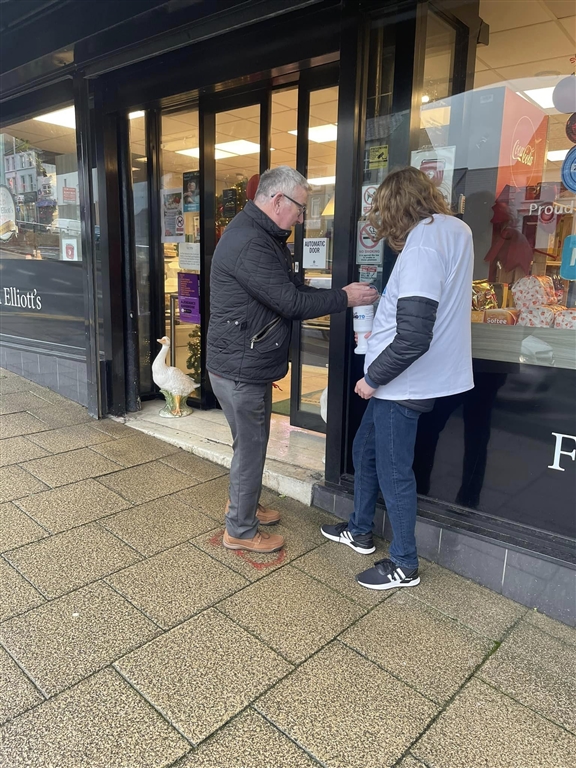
0, 412, 49, 439
0, 559, 45, 621
0, 582, 159, 698
219, 565, 365, 663
4, 523, 141, 598
0, 465, 48, 502
160, 450, 228, 481
16, 478, 131, 534
525, 608, 576, 646
97, 460, 200, 504
174, 474, 231, 520
397, 757, 427, 768
0, 501, 47, 552
89, 419, 134, 439
178, 708, 318, 767
25, 423, 114, 454
292, 539, 395, 608
32, 403, 92, 429
115, 608, 291, 745
100, 495, 215, 556
0, 668, 190, 768
90, 433, 180, 467
479, 619, 576, 732
0, 646, 43, 725
412, 678, 576, 768
0, 391, 53, 415
106, 543, 248, 629
0, 436, 50, 467
191, 524, 321, 582
255, 642, 438, 768
341, 591, 494, 704
21, 448, 121, 488
410, 563, 527, 640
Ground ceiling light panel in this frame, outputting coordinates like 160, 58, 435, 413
547, 149, 568, 162
308, 176, 336, 186
33, 106, 76, 130
214, 140, 261, 155
289, 124, 338, 143
523, 87, 555, 109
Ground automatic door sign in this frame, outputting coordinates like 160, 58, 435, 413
356, 221, 384, 265
361, 184, 378, 214
303, 238, 328, 269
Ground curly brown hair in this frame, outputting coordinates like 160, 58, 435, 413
368, 166, 452, 252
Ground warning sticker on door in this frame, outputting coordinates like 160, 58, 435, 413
361, 184, 378, 214
368, 145, 388, 169
356, 221, 384, 264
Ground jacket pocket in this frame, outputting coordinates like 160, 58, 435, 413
250, 316, 281, 349
250, 317, 288, 353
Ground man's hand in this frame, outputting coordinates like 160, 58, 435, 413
343, 283, 378, 307
355, 377, 377, 399
354, 331, 372, 344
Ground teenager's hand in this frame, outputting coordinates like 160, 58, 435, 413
355, 377, 377, 400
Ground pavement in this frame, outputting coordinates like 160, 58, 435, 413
1, 367, 575, 768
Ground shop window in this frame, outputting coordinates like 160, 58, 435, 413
0, 106, 81, 263
422, 2, 575, 371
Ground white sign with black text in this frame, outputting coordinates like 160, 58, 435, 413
303, 238, 328, 270
356, 221, 384, 265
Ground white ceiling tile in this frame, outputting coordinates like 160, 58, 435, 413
479, 22, 573, 68
473, 69, 505, 88
493, 55, 574, 80
272, 89, 298, 110
479, 0, 551, 33
559, 16, 576, 42
543, 0, 576, 20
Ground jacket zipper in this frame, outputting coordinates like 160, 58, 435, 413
250, 317, 281, 349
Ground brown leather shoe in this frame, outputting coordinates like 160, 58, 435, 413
224, 501, 281, 526
223, 530, 284, 553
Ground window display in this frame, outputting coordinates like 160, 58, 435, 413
416, 4, 575, 371
0, 106, 81, 263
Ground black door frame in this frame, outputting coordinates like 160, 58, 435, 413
289, 63, 340, 433
324, 0, 478, 485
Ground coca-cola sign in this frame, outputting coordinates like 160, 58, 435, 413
497, 90, 548, 197
510, 115, 539, 188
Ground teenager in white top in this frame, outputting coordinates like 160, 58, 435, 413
322, 167, 474, 590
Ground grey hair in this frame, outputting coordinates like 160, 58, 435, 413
254, 166, 311, 201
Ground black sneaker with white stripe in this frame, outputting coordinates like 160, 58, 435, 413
356, 558, 420, 590
320, 522, 376, 555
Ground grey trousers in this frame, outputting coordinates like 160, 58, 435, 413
209, 372, 272, 539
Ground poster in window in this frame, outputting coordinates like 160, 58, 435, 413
161, 188, 185, 243
410, 146, 455, 205
183, 171, 200, 212
222, 188, 238, 218
178, 272, 201, 323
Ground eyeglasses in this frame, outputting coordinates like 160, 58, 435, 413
272, 192, 307, 217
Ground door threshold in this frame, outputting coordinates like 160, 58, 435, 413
124, 400, 326, 505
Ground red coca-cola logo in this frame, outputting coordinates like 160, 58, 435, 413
510, 115, 540, 189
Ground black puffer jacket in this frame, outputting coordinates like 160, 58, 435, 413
207, 201, 348, 383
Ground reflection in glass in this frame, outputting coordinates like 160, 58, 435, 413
161, 108, 202, 388
215, 105, 261, 243
129, 114, 152, 393
0, 106, 80, 262
299, 86, 338, 417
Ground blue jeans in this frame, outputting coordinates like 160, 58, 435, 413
349, 398, 421, 570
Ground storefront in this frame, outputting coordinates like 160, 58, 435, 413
1, 0, 574, 622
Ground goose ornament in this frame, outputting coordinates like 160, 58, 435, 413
153, 336, 199, 417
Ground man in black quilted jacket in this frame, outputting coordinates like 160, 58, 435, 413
208, 166, 378, 554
